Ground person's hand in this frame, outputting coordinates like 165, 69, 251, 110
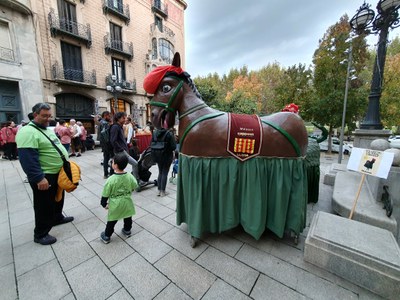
105, 204, 109, 210
37, 178, 50, 190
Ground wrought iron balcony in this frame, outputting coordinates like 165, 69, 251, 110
152, 0, 168, 18
0, 46, 14, 62
104, 33, 134, 60
150, 23, 175, 42
48, 9, 92, 48
52, 61, 96, 86
102, 0, 130, 25
105, 75, 136, 93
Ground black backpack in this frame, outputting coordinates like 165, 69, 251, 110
150, 130, 169, 162
99, 121, 110, 143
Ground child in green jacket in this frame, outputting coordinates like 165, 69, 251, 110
100, 152, 138, 243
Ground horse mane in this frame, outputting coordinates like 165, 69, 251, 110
165, 71, 203, 100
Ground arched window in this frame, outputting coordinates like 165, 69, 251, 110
159, 38, 174, 64
152, 38, 157, 60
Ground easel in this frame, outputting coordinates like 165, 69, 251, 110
348, 173, 366, 220
346, 148, 394, 220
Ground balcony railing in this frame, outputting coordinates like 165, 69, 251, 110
150, 23, 175, 41
0, 46, 14, 62
52, 61, 96, 86
152, 0, 168, 18
102, 0, 130, 24
48, 9, 92, 48
105, 75, 136, 93
104, 33, 133, 60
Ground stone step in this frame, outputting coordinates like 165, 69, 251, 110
304, 211, 400, 299
332, 171, 397, 236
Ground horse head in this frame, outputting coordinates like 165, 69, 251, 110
144, 53, 193, 129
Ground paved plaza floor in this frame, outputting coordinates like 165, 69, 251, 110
0, 149, 382, 299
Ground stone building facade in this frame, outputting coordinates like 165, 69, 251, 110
0, 0, 43, 123
1, 0, 187, 133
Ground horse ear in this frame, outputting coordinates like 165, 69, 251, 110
172, 52, 181, 67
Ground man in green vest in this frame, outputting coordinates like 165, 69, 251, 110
16, 103, 74, 245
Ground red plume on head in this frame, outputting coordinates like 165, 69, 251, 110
143, 65, 184, 94
282, 103, 299, 114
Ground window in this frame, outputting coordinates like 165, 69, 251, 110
112, 58, 125, 81
108, 0, 123, 13
159, 38, 174, 64
110, 23, 122, 51
61, 41, 83, 82
154, 0, 161, 9
151, 38, 157, 60
0, 21, 14, 62
155, 15, 163, 32
57, 0, 78, 34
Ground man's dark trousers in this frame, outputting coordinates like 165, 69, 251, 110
102, 142, 114, 177
29, 173, 65, 239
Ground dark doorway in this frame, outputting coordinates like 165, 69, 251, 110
55, 93, 95, 133
0, 80, 21, 123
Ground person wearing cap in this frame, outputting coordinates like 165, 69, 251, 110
16, 103, 74, 245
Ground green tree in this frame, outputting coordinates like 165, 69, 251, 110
256, 63, 287, 114
223, 74, 262, 114
223, 90, 258, 114
193, 73, 222, 107
386, 35, 400, 56
312, 15, 369, 148
276, 64, 314, 120
381, 53, 400, 130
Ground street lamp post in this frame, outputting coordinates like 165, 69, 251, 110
132, 104, 147, 126
350, 0, 400, 130
106, 75, 122, 114
338, 43, 354, 164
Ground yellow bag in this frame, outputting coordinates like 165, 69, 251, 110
56, 161, 81, 201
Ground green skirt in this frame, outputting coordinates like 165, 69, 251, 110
176, 154, 308, 240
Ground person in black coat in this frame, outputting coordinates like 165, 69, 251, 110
151, 128, 176, 197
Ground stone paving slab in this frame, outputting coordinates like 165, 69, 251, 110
251, 274, 307, 300
65, 256, 121, 300
0, 263, 17, 300
196, 246, 259, 294
126, 230, 172, 263
155, 250, 216, 299
52, 234, 96, 272
17, 260, 71, 300
236, 244, 358, 299
153, 283, 191, 300
111, 252, 170, 299
203, 279, 251, 300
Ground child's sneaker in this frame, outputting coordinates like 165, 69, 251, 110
100, 232, 110, 244
121, 228, 131, 237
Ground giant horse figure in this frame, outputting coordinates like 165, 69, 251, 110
144, 53, 309, 246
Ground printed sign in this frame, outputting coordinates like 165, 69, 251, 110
347, 147, 394, 179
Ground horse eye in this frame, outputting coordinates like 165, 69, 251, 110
162, 84, 172, 93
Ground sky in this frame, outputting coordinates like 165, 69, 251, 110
184, 0, 400, 78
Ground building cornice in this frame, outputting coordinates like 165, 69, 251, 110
176, 0, 188, 10
1, 0, 32, 16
